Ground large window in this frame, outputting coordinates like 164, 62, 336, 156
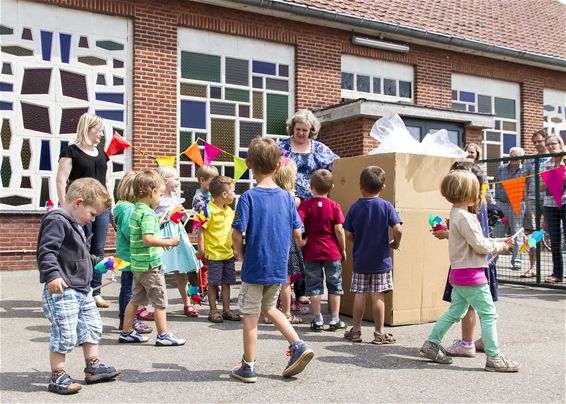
178, 29, 294, 197
543, 88, 566, 141
0, 0, 131, 210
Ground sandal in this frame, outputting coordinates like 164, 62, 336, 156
291, 300, 309, 315
184, 305, 199, 318
286, 314, 303, 324
344, 328, 362, 342
327, 321, 346, 332
372, 331, 396, 345
545, 276, 563, 284
133, 319, 153, 334
136, 307, 154, 321
207, 311, 224, 323
520, 269, 536, 278
222, 309, 241, 321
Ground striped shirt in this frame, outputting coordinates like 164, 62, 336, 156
130, 202, 162, 272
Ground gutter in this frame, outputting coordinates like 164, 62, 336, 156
223, 0, 566, 71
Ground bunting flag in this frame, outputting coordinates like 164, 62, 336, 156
183, 143, 204, 166
204, 142, 222, 165
233, 156, 248, 181
106, 131, 131, 156
481, 183, 488, 201
540, 165, 565, 206
155, 156, 176, 167
501, 176, 526, 216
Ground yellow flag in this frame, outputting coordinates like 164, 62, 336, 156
233, 156, 248, 181
155, 156, 176, 167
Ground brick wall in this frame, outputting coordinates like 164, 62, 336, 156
2, 0, 566, 270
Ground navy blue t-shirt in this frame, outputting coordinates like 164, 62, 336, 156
343, 197, 402, 274
233, 187, 302, 284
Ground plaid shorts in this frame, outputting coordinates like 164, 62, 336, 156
350, 272, 394, 294
42, 285, 102, 353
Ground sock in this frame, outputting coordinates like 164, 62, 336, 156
329, 315, 340, 325
243, 357, 256, 370
314, 313, 323, 325
462, 339, 474, 348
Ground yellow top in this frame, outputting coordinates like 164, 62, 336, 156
202, 201, 234, 260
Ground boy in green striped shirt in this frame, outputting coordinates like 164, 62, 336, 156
119, 170, 185, 346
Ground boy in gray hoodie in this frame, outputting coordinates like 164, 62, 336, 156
37, 178, 120, 395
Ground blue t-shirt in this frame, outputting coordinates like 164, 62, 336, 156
343, 197, 402, 274
232, 187, 302, 284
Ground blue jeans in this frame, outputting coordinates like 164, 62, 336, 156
119, 271, 133, 322
84, 209, 110, 296
544, 205, 566, 279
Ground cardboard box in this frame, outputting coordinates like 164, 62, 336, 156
331, 153, 457, 325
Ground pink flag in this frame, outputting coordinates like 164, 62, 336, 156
540, 165, 565, 206
204, 142, 222, 165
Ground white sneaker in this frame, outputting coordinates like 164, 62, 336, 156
445, 339, 476, 357
155, 332, 186, 346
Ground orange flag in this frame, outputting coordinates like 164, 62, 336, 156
501, 177, 526, 216
183, 143, 203, 166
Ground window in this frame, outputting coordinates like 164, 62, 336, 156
403, 118, 464, 147
543, 89, 566, 141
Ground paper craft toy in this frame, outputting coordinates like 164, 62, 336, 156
187, 284, 203, 305
192, 205, 209, 229
428, 214, 447, 231
519, 230, 545, 253
94, 257, 130, 274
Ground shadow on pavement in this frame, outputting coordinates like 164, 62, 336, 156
0, 300, 45, 319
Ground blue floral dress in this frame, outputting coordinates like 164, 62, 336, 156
278, 138, 339, 200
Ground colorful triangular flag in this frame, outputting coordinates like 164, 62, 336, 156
183, 143, 203, 166
105, 131, 130, 156
155, 156, 176, 167
233, 156, 248, 181
540, 165, 565, 206
204, 142, 222, 165
501, 176, 526, 216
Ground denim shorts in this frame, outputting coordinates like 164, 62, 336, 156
305, 260, 344, 296
42, 286, 102, 353
207, 259, 236, 286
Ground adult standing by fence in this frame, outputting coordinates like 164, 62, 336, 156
56, 113, 113, 308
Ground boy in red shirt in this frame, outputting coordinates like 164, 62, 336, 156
298, 169, 346, 331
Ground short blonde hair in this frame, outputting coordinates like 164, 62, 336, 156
274, 158, 297, 192
441, 170, 479, 205
65, 178, 111, 210
196, 165, 219, 181
115, 172, 138, 203
75, 113, 104, 147
133, 170, 165, 200
157, 166, 179, 180
209, 175, 234, 198
286, 109, 321, 139
464, 143, 481, 161
247, 137, 281, 175
545, 134, 565, 149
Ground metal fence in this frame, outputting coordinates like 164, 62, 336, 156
479, 151, 566, 290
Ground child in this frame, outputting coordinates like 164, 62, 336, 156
119, 170, 184, 346
343, 166, 402, 344
196, 175, 240, 323
420, 170, 519, 372
192, 165, 219, 214
114, 171, 152, 334
156, 166, 201, 318
298, 169, 346, 332
37, 178, 120, 394
231, 137, 314, 383
273, 158, 305, 324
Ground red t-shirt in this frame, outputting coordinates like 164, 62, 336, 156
298, 197, 345, 262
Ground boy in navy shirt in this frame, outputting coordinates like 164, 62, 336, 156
343, 166, 402, 345
231, 137, 314, 383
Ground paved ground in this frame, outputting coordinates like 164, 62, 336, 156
1, 270, 565, 403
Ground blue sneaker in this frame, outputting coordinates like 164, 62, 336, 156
155, 332, 186, 346
84, 360, 121, 384
282, 340, 314, 377
119, 330, 149, 343
230, 357, 257, 383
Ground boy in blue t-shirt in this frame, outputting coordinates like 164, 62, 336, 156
343, 166, 402, 345
231, 137, 314, 383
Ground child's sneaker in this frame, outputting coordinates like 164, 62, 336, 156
119, 330, 149, 343
475, 338, 485, 353
485, 353, 520, 372
133, 319, 153, 334
136, 306, 154, 321
419, 340, 453, 364
327, 320, 346, 332
47, 371, 81, 395
282, 340, 314, 378
155, 332, 186, 346
230, 357, 257, 383
445, 339, 476, 357
84, 359, 121, 384
310, 319, 324, 332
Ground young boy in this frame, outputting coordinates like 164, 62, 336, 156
231, 137, 314, 383
298, 169, 346, 332
119, 170, 184, 346
37, 178, 120, 395
196, 175, 240, 323
192, 165, 219, 214
343, 166, 402, 345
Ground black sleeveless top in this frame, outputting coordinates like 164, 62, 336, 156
59, 144, 109, 187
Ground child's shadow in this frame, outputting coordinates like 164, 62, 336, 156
119, 363, 227, 383
0, 370, 52, 393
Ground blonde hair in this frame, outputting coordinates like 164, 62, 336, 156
75, 113, 104, 147
441, 170, 480, 205
115, 172, 138, 203
133, 170, 165, 200
464, 143, 481, 161
286, 109, 321, 139
274, 158, 297, 192
65, 178, 111, 210
157, 166, 179, 180
247, 137, 281, 175
209, 175, 234, 198
545, 134, 565, 149
196, 165, 219, 181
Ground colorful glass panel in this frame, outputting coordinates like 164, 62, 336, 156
180, 100, 206, 129
39, 140, 51, 170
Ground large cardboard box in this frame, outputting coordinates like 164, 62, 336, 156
332, 153, 457, 325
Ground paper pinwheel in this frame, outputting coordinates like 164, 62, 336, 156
168, 207, 185, 224
188, 284, 202, 305
428, 214, 447, 231
94, 257, 130, 274
519, 230, 545, 253
192, 206, 209, 229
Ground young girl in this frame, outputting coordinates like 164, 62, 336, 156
420, 169, 519, 372
272, 158, 305, 324
114, 172, 152, 334
156, 166, 202, 317
432, 162, 499, 357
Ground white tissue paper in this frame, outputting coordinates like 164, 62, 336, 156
369, 113, 468, 158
